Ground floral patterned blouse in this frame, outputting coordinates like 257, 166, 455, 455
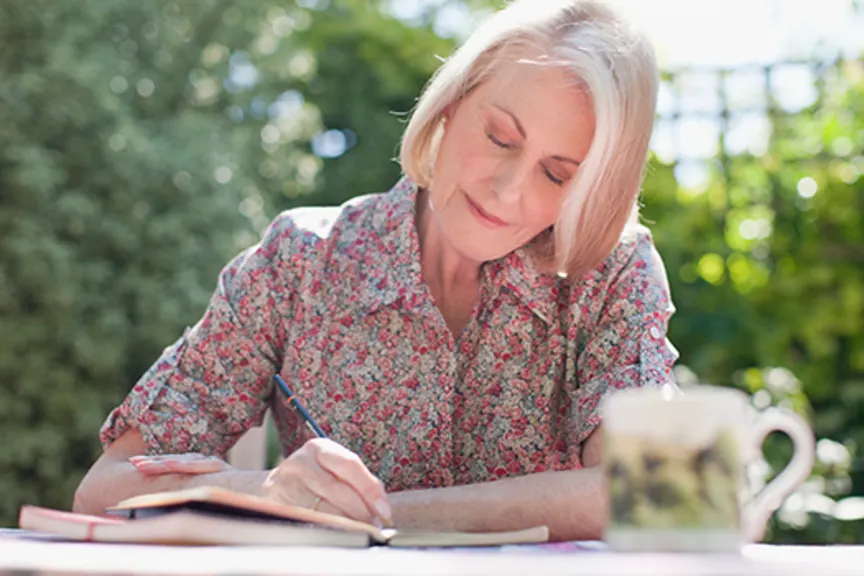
101, 177, 678, 492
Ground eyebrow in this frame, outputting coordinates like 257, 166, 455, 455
492, 104, 582, 167
493, 104, 527, 139
552, 155, 582, 167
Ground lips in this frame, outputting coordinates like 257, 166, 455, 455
465, 193, 508, 228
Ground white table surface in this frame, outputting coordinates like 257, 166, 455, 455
0, 529, 859, 576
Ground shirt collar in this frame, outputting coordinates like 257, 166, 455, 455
358, 176, 560, 324
484, 249, 560, 325
353, 176, 423, 312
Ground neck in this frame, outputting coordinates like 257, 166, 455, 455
415, 188, 481, 295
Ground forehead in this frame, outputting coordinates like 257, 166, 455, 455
473, 59, 595, 154
487, 56, 582, 96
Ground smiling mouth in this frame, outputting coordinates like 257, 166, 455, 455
464, 192, 508, 228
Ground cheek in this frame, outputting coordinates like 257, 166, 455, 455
436, 122, 495, 183
523, 189, 566, 232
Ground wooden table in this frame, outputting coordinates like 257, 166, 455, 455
0, 529, 859, 575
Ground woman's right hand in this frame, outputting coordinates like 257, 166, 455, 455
264, 438, 392, 526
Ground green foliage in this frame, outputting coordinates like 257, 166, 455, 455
0, 0, 257, 522
283, 2, 453, 205
1, 0, 862, 546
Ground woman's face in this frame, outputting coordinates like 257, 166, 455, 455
428, 58, 596, 264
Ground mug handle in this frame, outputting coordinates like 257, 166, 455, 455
743, 407, 815, 542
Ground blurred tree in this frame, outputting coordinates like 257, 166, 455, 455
266, 1, 454, 206
0, 0, 255, 523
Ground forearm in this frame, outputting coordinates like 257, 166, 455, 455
73, 459, 269, 516
390, 467, 607, 542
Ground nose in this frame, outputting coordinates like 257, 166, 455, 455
492, 161, 529, 205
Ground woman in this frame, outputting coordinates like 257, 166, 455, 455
74, 0, 677, 542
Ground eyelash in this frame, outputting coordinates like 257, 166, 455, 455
486, 131, 565, 187
543, 169, 564, 187
486, 131, 512, 150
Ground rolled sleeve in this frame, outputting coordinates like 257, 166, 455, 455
570, 229, 679, 446
99, 213, 302, 457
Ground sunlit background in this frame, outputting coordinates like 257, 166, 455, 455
393, 0, 864, 64
1, 0, 863, 544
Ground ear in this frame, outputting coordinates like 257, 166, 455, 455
441, 100, 459, 124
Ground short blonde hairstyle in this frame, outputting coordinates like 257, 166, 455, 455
399, 0, 659, 279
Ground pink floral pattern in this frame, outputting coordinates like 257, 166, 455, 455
101, 177, 678, 492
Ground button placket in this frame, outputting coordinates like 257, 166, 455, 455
436, 342, 456, 480
437, 346, 455, 395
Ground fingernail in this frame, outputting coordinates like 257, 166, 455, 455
374, 498, 392, 521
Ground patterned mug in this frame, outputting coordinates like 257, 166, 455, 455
601, 384, 815, 552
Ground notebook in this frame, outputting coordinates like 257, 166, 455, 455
19, 486, 549, 548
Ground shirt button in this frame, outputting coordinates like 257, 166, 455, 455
649, 326, 661, 339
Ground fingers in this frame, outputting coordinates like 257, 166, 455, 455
278, 453, 374, 523
129, 454, 230, 476
310, 440, 391, 522
263, 439, 392, 526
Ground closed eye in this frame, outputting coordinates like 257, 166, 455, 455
487, 126, 568, 186
486, 131, 513, 149
543, 166, 565, 186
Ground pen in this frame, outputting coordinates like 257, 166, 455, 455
272, 374, 394, 529
273, 374, 327, 438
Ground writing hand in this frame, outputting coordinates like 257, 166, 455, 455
263, 438, 392, 526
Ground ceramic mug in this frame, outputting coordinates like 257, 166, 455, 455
601, 384, 815, 552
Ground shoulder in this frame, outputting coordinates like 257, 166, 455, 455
577, 224, 667, 290
263, 193, 385, 249
571, 224, 673, 324
242, 178, 414, 298
256, 181, 407, 262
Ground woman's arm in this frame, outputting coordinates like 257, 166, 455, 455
389, 427, 607, 542
73, 429, 269, 515
76, 213, 301, 514
74, 428, 392, 525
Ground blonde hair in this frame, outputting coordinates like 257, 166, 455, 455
399, 0, 659, 279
